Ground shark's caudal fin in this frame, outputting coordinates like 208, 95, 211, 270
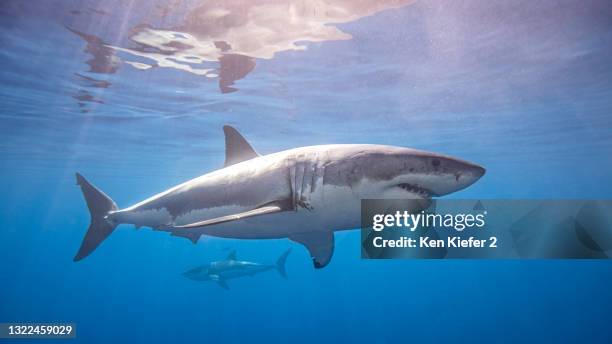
223, 125, 259, 167
276, 249, 291, 279
74, 173, 118, 261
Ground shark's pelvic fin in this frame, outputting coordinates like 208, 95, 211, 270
210, 274, 229, 289
171, 230, 201, 244
226, 250, 237, 260
223, 125, 259, 167
290, 231, 335, 269
172, 202, 288, 229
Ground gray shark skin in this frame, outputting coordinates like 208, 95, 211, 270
74, 125, 485, 268
183, 249, 291, 289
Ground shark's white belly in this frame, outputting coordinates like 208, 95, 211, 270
118, 183, 361, 239
216, 265, 271, 279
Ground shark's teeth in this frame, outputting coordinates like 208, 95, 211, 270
397, 183, 431, 198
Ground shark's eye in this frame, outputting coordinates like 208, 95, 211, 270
431, 159, 441, 167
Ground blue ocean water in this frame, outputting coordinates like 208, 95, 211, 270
1, 0, 612, 343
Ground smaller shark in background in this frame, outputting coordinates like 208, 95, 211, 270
183, 249, 291, 289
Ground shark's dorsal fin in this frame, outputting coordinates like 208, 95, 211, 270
226, 250, 237, 260
171, 201, 291, 229
289, 231, 335, 269
223, 125, 259, 167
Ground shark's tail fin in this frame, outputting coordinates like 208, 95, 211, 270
74, 173, 118, 262
276, 249, 291, 279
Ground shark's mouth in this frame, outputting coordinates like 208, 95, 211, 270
396, 183, 433, 198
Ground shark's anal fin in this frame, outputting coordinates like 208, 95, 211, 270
223, 125, 259, 167
289, 231, 335, 269
172, 202, 289, 229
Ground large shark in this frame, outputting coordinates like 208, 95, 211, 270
183, 249, 291, 289
75, 125, 485, 268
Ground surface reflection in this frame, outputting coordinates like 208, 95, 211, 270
67, 0, 413, 94
67, 27, 120, 75
66, 28, 116, 111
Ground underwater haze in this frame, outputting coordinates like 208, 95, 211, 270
1, 0, 612, 343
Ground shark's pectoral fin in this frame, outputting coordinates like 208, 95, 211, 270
223, 125, 259, 167
171, 230, 201, 244
289, 231, 335, 269
172, 202, 290, 229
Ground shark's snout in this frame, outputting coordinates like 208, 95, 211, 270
182, 266, 207, 281
350, 146, 486, 199
458, 161, 485, 185
457, 159, 486, 180
390, 151, 486, 197
433, 157, 485, 196
474, 165, 486, 179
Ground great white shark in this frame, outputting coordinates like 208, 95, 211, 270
75, 125, 485, 268
183, 249, 291, 289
